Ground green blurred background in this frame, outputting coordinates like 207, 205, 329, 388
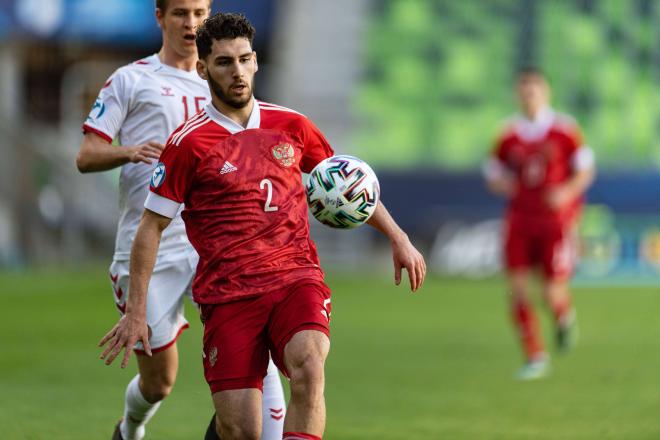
353, 0, 660, 170
2, 1, 660, 439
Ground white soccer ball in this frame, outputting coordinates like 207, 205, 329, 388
306, 155, 380, 229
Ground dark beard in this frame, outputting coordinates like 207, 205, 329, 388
208, 73, 251, 109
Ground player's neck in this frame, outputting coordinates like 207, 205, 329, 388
211, 96, 254, 128
522, 105, 547, 121
158, 47, 198, 72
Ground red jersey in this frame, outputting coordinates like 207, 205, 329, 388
145, 100, 334, 304
491, 108, 587, 223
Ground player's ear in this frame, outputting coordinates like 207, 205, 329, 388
253, 51, 258, 73
155, 8, 164, 28
197, 59, 207, 80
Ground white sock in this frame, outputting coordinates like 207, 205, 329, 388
261, 359, 286, 440
120, 375, 162, 440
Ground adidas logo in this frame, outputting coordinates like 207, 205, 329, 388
219, 161, 238, 174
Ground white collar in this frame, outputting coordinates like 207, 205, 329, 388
514, 107, 554, 142
151, 54, 201, 79
204, 98, 261, 134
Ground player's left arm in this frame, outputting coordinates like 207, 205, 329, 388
297, 117, 426, 291
367, 202, 426, 292
546, 144, 596, 210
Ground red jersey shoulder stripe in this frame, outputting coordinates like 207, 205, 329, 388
258, 101, 304, 116
169, 112, 208, 145
167, 111, 206, 145
172, 114, 210, 146
173, 115, 211, 146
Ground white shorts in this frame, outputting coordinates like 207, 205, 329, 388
109, 250, 199, 353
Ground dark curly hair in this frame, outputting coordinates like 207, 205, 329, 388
196, 13, 256, 59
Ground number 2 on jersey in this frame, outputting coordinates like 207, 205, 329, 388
260, 178, 279, 212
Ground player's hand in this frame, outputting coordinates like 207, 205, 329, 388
128, 141, 165, 165
546, 185, 574, 211
390, 233, 426, 292
488, 176, 518, 199
98, 314, 152, 368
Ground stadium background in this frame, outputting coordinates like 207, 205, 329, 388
1, 0, 659, 439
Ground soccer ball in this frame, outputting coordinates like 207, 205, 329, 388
306, 155, 380, 229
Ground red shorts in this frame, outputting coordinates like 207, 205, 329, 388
504, 215, 576, 280
200, 280, 332, 394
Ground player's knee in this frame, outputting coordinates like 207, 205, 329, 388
510, 289, 526, 302
289, 354, 325, 399
509, 282, 528, 301
141, 373, 176, 402
217, 418, 260, 440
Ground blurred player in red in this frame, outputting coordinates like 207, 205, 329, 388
483, 67, 595, 380
99, 12, 426, 440
77, 2, 285, 439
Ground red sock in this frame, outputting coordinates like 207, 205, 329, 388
283, 432, 321, 440
511, 298, 544, 360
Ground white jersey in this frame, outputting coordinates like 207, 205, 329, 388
83, 54, 210, 260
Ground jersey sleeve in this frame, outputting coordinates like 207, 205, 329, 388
561, 121, 595, 171
82, 69, 132, 142
571, 146, 594, 171
492, 132, 509, 162
144, 138, 199, 218
482, 132, 507, 173
563, 122, 583, 154
298, 117, 335, 173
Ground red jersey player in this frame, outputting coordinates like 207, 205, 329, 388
100, 13, 426, 440
483, 67, 595, 380
79, 2, 285, 440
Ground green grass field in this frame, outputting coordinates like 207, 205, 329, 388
2, 267, 659, 439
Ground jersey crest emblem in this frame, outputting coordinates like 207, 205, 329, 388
151, 163, 166, 188
208, 346, 218, 367
271, 143, 295, 167
161, 86, 175, 97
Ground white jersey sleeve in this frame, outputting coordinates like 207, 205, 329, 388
572, 145, 595, 171
83, 67, 137, 142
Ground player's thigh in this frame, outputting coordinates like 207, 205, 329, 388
110, 254, 195, 351
504, 219, 533, 272
268, 281, 332, 376
201, 297, 272, 394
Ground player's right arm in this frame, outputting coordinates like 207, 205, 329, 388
483, 158, 516, 198
76, 66, 164, 173
483, 134, 516, 198
99, 208, 172, 368
97, 128, 196, 368
76, 132, 165, 173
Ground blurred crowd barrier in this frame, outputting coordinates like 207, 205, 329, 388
376, 171, 660, 284
0, 0, 659, 288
